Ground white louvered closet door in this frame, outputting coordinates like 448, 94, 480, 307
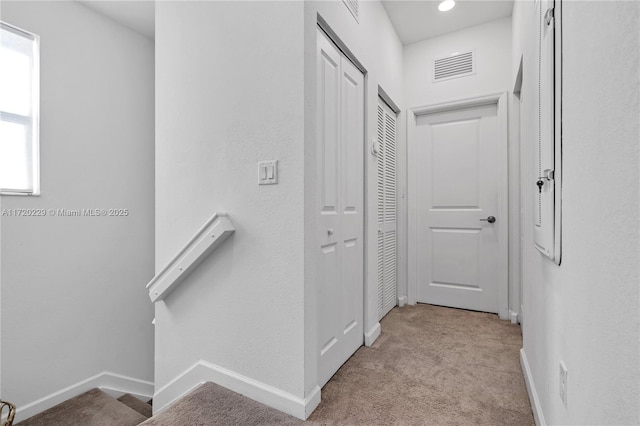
377, 98, 397, 320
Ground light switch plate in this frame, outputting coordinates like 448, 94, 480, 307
258, 160, 278, 185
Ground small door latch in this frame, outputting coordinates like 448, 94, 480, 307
537, 169, 555, 193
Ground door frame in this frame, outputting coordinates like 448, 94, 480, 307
407, 92, 509, 320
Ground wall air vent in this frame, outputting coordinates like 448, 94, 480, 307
342, 0, 359, 22
433, 51, 475, 82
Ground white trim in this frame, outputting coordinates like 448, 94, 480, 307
407, 92, 510, 318
10, 372, 153, 424
0, 191, 41, 196
99, 372, 154, 401
316, 16, 366, 75
406, 110, 418, 305
153, 360, 320, 421
520, 348, 546, 426
509, 310, 519, 324
398, 295, 407, 307
552, 0, 562, 266
378, 86, 400, 114
364, 322, 381, 346
496, 92, 510, 320
409, 92, 507, 116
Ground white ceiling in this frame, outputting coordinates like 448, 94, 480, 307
74, 1, 512, 45
381, 0, 514, 45
77, 0, 155, 40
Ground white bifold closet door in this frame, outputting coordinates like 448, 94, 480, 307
377, 98, 397, 320
316, 28, 364, 388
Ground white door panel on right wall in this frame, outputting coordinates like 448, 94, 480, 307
534, 0, 562, 264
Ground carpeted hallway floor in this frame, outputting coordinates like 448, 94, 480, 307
308, 304, 534, 425
16, 304, 533, 425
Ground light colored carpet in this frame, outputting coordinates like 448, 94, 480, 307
140, 382, 302, 426
308, 304, 534, 425
15, 305, 532, 425
117, 394, 153, 419
15, 388, 147, 426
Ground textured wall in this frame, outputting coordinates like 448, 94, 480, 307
155, 0, 405, 409
0, 0, 155, 408
514, 1, 640, 424
154, 0, 306, 399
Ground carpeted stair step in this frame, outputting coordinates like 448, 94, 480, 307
139, 382, 303, 426
15, 388, 147, 426
117, 394, 152, 419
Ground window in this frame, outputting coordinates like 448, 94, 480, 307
0, 22, 39, 195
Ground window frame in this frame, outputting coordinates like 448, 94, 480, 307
0, 21, 40, 196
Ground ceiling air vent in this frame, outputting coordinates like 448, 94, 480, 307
433, 51, 475, 82
342, 0, 359, 22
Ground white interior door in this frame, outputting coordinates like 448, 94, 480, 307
415, 101, 506, 314
377, 98, 397, 320
316, 28, 364, 388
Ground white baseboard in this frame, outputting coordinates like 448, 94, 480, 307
364, 322, 381, 347
153, 360, 320, 420
100, 372, 154, 401
520, 348, 546, 426
398, 296, 407, 307
11, 372, 153, 423
509, 310, 519, 324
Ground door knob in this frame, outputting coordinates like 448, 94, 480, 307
480, 216, 496, 223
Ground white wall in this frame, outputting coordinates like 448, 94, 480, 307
0, 0, 155, 412
403, 17, 520, 316
303, 0, 405, 397
154, 0, 307, 408
404, 17, 512, 107
513, 1, 640, 424
154, 0, 403, 417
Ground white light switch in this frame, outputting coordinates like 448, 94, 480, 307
258, 160, 278, 185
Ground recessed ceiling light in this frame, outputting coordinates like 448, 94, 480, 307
438, 0, 456, 12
